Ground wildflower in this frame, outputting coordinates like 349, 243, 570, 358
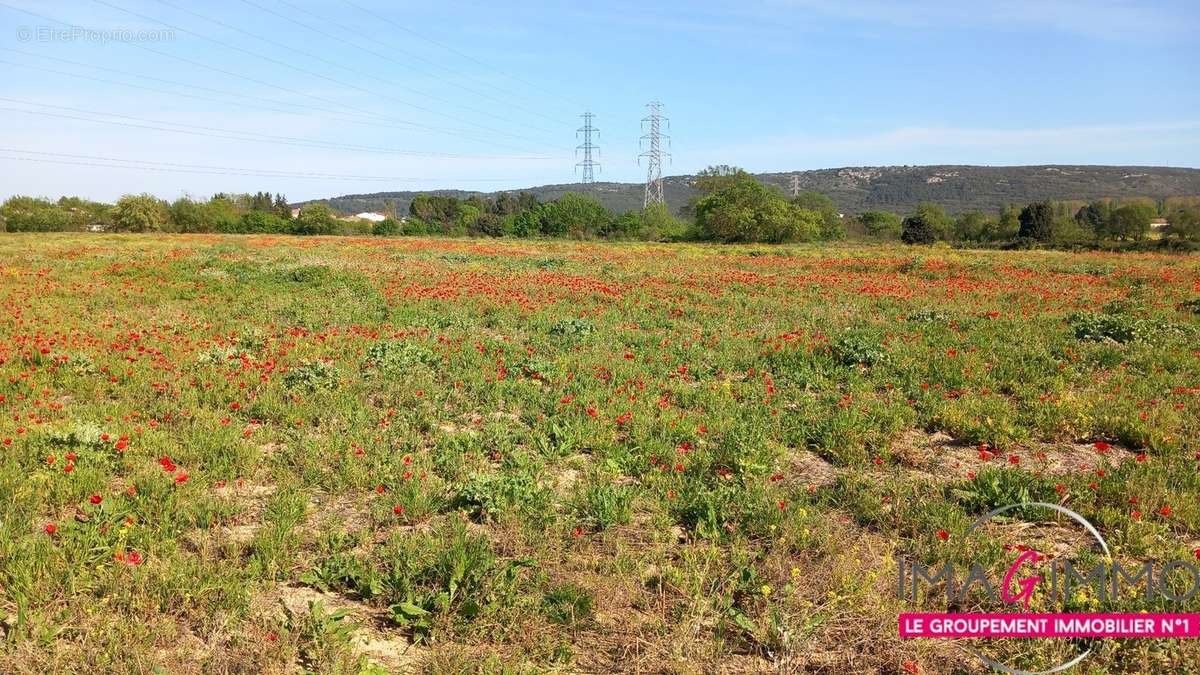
761, 584, 771, 597
375, 485, 386, 494
937, 530, 949, 541
174, 472, 189, 484
392, 505, 404, 515
1159, 506, 1172, 517
1094, 441, 1111, 452
1131, 510, 1142, 521
777, 500, 786, 510
64, 463, 75, 473
88, 495, 102, 505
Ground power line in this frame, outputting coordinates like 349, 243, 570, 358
0, 2, 558, 154
0, 56, 519, 144
575, 112, 600, 185
0, 148, 516, 182
0, 97, 553, 160
639, 101, 671, 207
150, 0, 561, 142
91, 0, 566, 151
257, 0, 573, 131
337, 0, 584, 115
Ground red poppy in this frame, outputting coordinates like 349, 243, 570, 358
392, 505, 404, 515
937, 530, 949, 541
174, 472, 189, 484
88, 495, 102, 505
44, 523, 57, 535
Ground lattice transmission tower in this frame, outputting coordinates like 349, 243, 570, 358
638, 101, 671, 207
575, 112, 600, 185
790, 174, 801, 197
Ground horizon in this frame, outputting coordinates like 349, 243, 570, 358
2, 0, 1198, 202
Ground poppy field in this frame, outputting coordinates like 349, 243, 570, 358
2, 232, 1199, 674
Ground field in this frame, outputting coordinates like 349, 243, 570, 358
2, 233, 1199, 674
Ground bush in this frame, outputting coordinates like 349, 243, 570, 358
0, 196, 73, 232
372, 217, 401, 236
292, 203, 338, 236
110, 194, 169, 232
901, 214, 937, 244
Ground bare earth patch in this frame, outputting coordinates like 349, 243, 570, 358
273, 585, 429, 674
891, 430, 1135, 482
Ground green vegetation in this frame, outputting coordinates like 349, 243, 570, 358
1, 233, 1198, 672
5, 169, 1200, 249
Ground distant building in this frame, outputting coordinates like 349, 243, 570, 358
354, 212, 387, 223
1150, 218, 1169, 230
290, 208, 301, 218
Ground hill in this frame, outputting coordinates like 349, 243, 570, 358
306, 165, 1200, 217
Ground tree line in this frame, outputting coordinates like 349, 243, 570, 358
3, 168, 1198, 249
878, 196, 1200, 248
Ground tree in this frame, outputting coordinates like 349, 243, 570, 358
471, 212, 504, 237
169, 197, 212, 233
239, 210, 289, 234
110, 194, 168, 232
857, 211, 902, 238
1165, 204, 1200, 240
206, 196, 242, 233
292, 203, 337, 236
693, 165, 750, 195
898, 202, 950, 243
0, 196, 72, 232
273, 194, 291, 219
539, 193, 611, 238
635, 202, 686, 241
1105, 204, 1153, 241
900, 212, 937, 245
993, 205, 1021, 240
692, 170, 818, 243
1018, 201, 1054, 241
952, 211, 995, 242
792, 191, 844, 240
409, 194, 459, 227
1074, 201, 1110, 234
372, 217, 401, 237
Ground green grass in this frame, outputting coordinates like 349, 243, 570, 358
1, 232, 1198, 673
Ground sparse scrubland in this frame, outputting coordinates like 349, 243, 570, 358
1, 233, 1199, 673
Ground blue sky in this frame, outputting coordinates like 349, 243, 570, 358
1, 0, 1197, 202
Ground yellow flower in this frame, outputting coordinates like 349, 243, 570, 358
761, 585, 772, 597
